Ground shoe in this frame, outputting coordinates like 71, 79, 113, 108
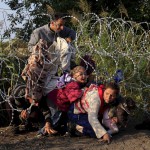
67, 122, 83, 137
36, 127, 46, 137
67, 122, 76, 137
74, 129, 83, 137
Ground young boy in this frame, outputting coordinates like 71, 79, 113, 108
102, 96, 136, 135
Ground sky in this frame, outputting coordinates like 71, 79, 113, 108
0, 1, 15, 39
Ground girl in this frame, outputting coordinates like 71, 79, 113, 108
47, 65, 87, 112
37, 66, 87, 136
68, 82, 120, 143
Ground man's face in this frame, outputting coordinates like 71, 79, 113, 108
103, 88, 117, 103
51, 18, 65, 32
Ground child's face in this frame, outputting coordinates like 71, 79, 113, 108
103, 88, 117, 103
73, 68, 87, 83
111, 117, 118, 124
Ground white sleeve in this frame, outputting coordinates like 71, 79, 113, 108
86, 89, 107, 138
57, 37, 72, 71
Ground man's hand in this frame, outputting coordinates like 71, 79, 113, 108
20, 109, 28, 120
65, 37, 72, 43
102, 133, 111, 144
44, 122, 57, 135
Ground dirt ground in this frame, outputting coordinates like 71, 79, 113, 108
0, 118, 150, 150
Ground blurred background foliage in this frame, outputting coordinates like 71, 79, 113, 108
1, 0, 150, 40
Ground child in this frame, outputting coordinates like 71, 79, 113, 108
102, 108, 119, 135
41, 66, 87, 135
68, 82, 120, 143
47, 66, 87, 112
102, 96, 136, 135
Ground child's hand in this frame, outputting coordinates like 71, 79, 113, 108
111, 117, 118, 123
102, 133, 111, 144
44, 122, 57, 135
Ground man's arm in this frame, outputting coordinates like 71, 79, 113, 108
39, 98, 52, 123
28, 29, 40, 52
59, 26, 76, 42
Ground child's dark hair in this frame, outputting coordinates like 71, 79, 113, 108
105, 82, 120, 95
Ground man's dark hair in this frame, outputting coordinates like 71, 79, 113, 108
52, 13, 68, 21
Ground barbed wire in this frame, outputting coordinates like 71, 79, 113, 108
0, 11, 150, 130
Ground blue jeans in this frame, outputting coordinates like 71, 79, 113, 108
68, 103, 96, 138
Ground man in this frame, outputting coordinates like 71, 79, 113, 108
18, 13, 76, 135
28, 13, 76, 52
8, 84, 56, 135
22, 13, 76, 100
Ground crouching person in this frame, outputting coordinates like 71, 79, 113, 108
9, 90, 57, 135
68, 82, 120, 143
45, 66, 87, 135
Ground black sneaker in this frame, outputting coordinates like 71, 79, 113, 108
24, 121, 39, 132
74, 129, 83, 137
68, 122, 76, 137
68, 122, 83, 137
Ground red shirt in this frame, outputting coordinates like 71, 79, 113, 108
47, 81, 83, 112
